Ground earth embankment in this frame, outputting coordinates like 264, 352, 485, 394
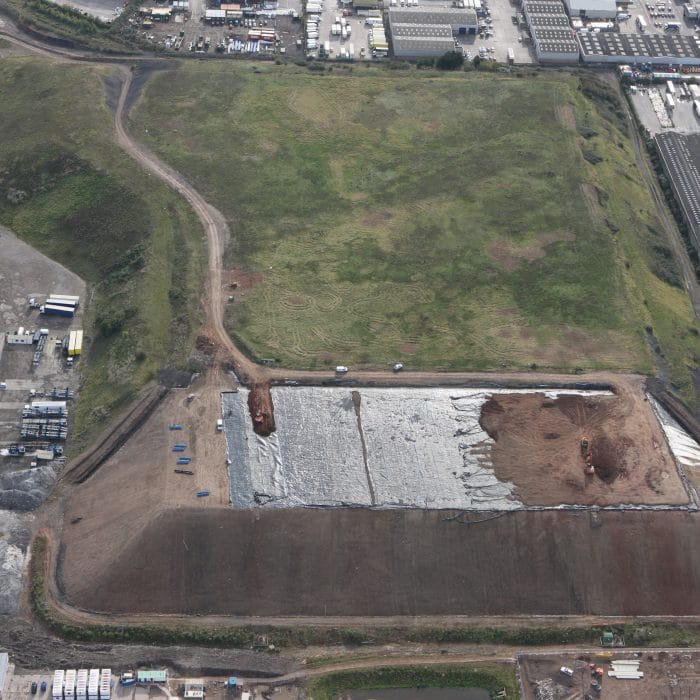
59, 506, 700, 617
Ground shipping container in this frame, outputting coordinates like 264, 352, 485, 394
41, 304, 74, 318
53, 671, 65, 700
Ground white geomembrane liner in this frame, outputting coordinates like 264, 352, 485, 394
649, 396, 700, 471
224, 386, 620, 509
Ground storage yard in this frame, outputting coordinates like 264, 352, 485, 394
0, 223, 85, 616
520, 650, 700, 699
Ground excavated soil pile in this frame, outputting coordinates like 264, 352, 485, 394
247, 382, 276, 436
479, 392, 688, 506
60, 507, 700, 616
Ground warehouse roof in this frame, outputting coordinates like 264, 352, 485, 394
525, 14, 571, 27
578, 31, 700, 59
564, 0, 616, 13
391, 22, 454, 37
387, 36, 458, 53
388, 7, 478, 26
524, 0, 570, 14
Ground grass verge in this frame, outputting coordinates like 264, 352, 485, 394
305, 665, 518, 700
132, 64, 699, 394
29, 534, 700, 651
0, 58, 204, 450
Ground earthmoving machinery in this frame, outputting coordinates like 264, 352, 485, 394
600, 630, 625, 647
581, 437, 595, 475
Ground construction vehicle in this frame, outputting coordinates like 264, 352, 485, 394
600, 630, 625, 647
581, 436, 595, 475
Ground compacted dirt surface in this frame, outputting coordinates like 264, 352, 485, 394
480, 390, 688, 506
59, 507, 700, 617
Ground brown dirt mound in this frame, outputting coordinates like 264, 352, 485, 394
479, 392, 688, 506
59, 507, 700, 617
247, 382, 276, 436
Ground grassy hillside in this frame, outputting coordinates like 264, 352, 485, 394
131, 64, 699, 393
0, 59, 204, 450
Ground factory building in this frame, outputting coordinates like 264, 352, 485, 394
523, 0, 579, 62
393, 36, 459, 57
388, 7, 478, 34
388, 6, 475, 57
578, 31, 700, 65
563, 0, 617, 19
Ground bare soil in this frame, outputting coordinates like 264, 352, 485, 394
59, 506, 700, 617
479, 391, 688, 506
519, 650, 700, 700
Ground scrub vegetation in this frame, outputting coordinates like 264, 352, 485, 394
133, 64, 699, 395
0, 0, 141, 52
0, 59, 204, 450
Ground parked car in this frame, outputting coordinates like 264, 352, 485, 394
41, 682, 47, 693
31, 682, 38, 694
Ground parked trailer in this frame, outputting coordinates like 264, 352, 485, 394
690, 84, 700, 99
667, 93, 675, 109
47, 298, 78, 309
694, 99, 700, 116
667, 80, 676, 95
49, 295, 80, 305
41, 304, 74, 318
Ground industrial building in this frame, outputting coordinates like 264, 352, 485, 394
388, 7, 478, 34
5, 327, 34, 345
562, 0, 617, 19
388, 6, 476, 58
523, 0, 579, 62
578, 31, 700, 65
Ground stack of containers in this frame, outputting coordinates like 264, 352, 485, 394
99, 669, 111, 700
88, 670, 99, 700
64, 670, 77, 700
53, 670, 65, 700
76, 670, 89, 700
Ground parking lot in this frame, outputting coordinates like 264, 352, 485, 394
456, 0, 535, 64
618, 0, 700, 37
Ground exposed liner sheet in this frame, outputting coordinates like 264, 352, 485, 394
224, 387, 614, 510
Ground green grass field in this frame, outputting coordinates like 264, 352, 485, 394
0, 59, 204, 449
132, 63, 699, 392
304, 665, 519, 700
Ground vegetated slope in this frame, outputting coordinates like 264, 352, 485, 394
132, 64, 700, 393
0, 0, 142, 53
60, 505, 700, 616
0, 59, 204, 449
